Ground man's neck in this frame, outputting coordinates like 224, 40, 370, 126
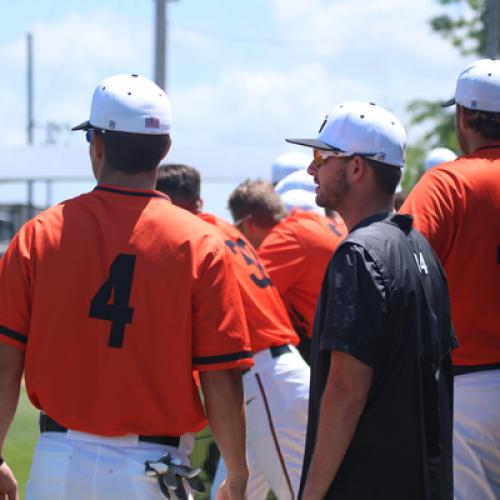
340, 197, 394, 232
97, 166, 158, 191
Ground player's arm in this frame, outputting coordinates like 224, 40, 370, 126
0, 343, 24, 500
301, 351, 372, 499
200, 370, 248, 499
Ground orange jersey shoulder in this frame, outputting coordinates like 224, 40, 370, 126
198, 213, 298, 353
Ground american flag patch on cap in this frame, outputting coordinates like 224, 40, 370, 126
145, 117, 160, 129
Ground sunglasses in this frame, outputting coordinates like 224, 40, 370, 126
313, 149, 352, 168
313, 149, 381, 168
85, 128, 106, 144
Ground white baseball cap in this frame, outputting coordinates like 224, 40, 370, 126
72, 74, 172, 135
424, 147, 457, 170
442, 59, 500, 113
275, 169, 315, 195
280, 189, 323, 215
286, 101, 406, 168
271, 152, 310, 184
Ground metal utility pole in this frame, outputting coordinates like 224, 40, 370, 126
154, 0, 177, 91
27, 32, 34, 146
485, 0, 500, 58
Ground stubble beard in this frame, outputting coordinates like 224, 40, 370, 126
315, 167, 350, 211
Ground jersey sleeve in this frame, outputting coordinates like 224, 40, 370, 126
0, 223, 34, 350
400, 169, 461, 264
191, 240, 253, 372
319, 243, 388, 368
257, 227, 305, 294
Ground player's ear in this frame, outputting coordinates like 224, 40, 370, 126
347, 155, 365, 183
196, 198, 204, 211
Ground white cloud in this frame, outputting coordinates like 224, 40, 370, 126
171, 62, 380, 146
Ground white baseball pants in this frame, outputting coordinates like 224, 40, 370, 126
454, 369, 500, 500
26, 429, 194, 500
211, 344, 310, 500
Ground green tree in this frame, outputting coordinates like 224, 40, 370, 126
403, 0, 485, 192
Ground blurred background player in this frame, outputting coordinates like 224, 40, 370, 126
275, 169, 323, 215
271, 151, 310, 186
156, 164, 310, 500
402, 58, 500, 500
0, 74, 252, 500
228, 180, 346, 365
289, 101, 455, 499
424, 147, 457, 171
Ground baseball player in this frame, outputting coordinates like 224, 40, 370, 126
228, 180, 346, 364
156, 164, 310, 500
0, 74, 252, 500
288, 101, 455, 499
402, 59, 500, 500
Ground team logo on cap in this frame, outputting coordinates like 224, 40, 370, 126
145, 117, 160, 129
109, 120, 116, 130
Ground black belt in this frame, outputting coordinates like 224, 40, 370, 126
453, 362, 500, 376
39, 414, 180, 448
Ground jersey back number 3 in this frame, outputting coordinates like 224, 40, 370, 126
89, 254, 136, 348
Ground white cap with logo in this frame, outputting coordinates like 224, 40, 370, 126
442, 59, 500, 113
286, 101, 406, 168
424, 147, 457, 170
72, 74, 172, 135
271, 152, 310, 184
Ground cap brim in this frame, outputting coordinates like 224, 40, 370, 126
441, 98, 455, 108
71, 120, 91, 131
285, 138, 338, 151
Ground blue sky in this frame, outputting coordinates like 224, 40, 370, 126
0, 0, 475, 216
0, 0, 475, 149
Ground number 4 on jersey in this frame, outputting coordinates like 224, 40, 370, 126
89, 254, 136, 348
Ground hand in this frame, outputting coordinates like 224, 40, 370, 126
0, 462, 18, 500
215, 478, 247, 500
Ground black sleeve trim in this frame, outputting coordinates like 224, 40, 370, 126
0, 325, 27, 344
193, 350, 253, 365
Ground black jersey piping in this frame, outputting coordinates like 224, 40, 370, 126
193, 350, 253, 365
94, 186, 169, 199
0, 325, 27, 344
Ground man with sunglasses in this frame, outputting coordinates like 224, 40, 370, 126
287, 102, 456, 499
0, 74, 252, 500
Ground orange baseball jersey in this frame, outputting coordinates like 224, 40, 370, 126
197, 213, 298, 354
0, 185, 252, 436
257, 209, 346, 339
401, 145, 500, 366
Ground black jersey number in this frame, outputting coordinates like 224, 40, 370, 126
225, 238, 272, 289
89, 254, 136, 349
